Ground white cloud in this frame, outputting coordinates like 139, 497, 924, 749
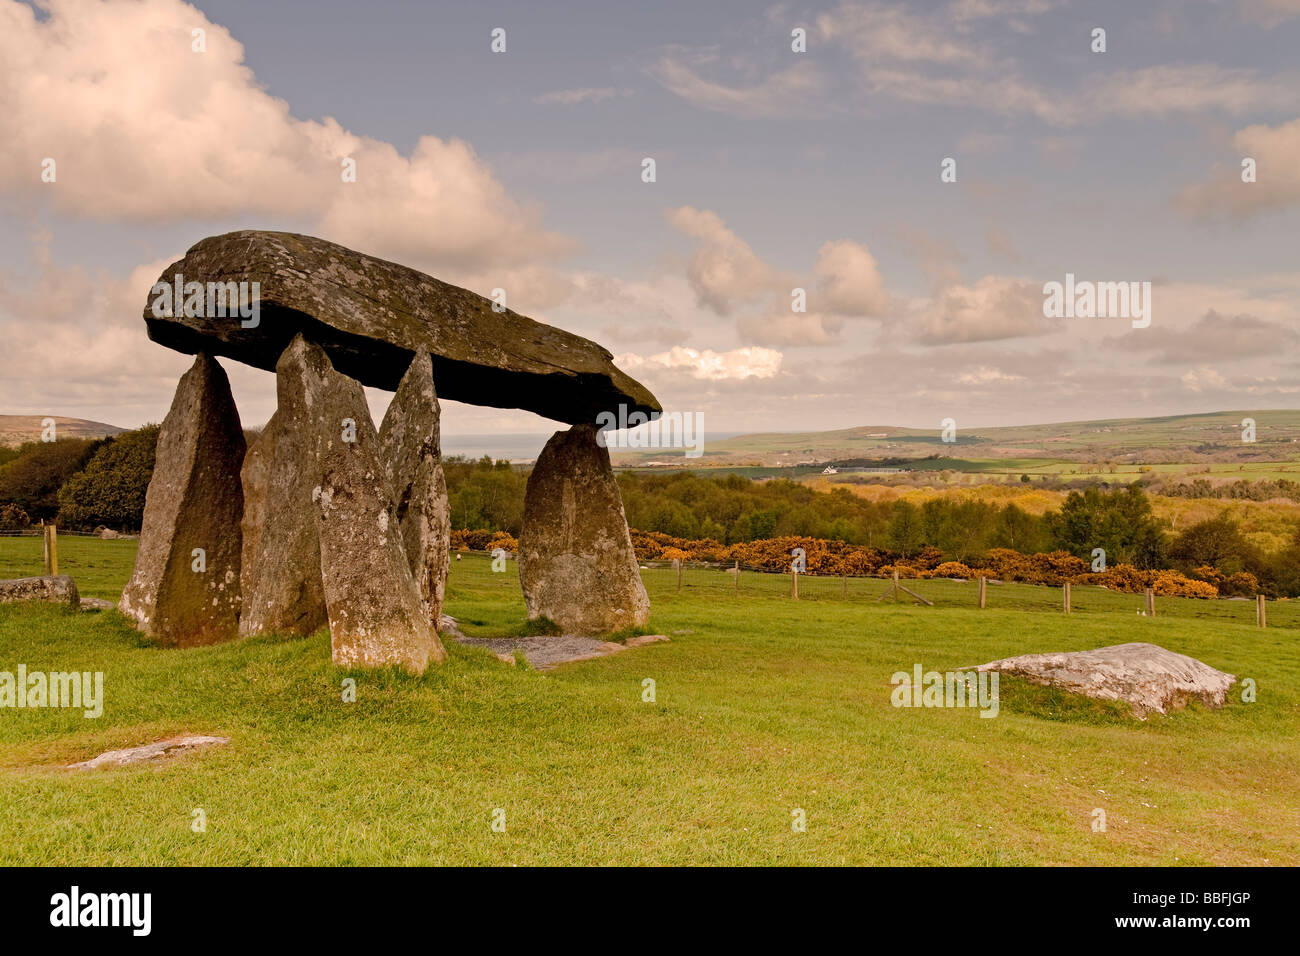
914, 275, 1048, 344
737, 312, 845, 346
648, 45, 827, 118
616, 346, 783, 380
0, 0, 571, 272
814, 239, 890, 316
654, 3, 1299, 125
1178, 116, 1300, 221
956, 365, 1025, 385
534, 87, 621, 105
667, 206, 784, 314
1181, 367, 1228, 392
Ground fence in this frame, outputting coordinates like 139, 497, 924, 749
4, 535, 1293, 631
446, 550, 1299, 631
635, 559, 1297, 628
0, 526, 139, 597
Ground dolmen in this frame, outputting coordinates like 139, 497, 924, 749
119, 231, 659, 672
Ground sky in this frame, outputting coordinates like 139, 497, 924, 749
1, 0, 1299, 442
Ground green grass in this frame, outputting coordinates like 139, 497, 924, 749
0, 534, 139, 600
1, 546, 1297, 865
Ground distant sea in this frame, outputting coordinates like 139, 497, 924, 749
441, 430, 745, 463
440, 433, 550, 462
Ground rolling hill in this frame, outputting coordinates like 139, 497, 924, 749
610, 410, 1300, 471
0, 415, 127, 448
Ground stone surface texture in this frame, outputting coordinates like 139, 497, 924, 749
118, 354, 244, 647
379, 348, 450, 625
972, 642, 1236, 717
70, 735, 231, 770
518, 424, 650, 636
238, 398, 328, 639
277, 336, 445, 672
0, 575, 80, 608
144, 230, 660, 424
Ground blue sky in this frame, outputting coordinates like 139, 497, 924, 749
2, 0, 1299, 440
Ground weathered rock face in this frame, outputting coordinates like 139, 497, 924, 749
238, 404, 328, 639
119, 354, 244, 646
276, 336, 446, 671
379, 349, 450, 625
0, 574, 80, 608
972, 642, 1236, 717
518, 424, 650, 636
71, 735, 230, 770
143, 231, 660, 424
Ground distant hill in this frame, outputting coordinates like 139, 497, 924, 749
0, 415, 127, 448
611, 410, 1300, 469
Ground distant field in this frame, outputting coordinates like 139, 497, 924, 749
0, 535, 139, 600
1, 544, 1296, 865
612, 409, 1300, 470
0, 415, 125, 448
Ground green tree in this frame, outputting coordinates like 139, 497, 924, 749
57, 425, 160, 529
1045, 484, 1167, 568
0, 438, 100, 520
1169, 515, 1257, 575
886, 500, 926, 557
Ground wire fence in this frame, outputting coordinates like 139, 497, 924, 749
4, 534, 1295, 631
448, 550, 1300, 630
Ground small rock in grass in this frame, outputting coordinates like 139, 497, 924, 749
624, 634, 670, 648
970, 642, 1235, 718
0, 575, 80, 609
70, 735, 230, 770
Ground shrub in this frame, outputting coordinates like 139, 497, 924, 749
932, 561, 975, 579
0, 503, 30, 530
56, 425, 160, 530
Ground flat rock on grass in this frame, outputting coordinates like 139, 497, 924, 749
0, 575, 80, 608
971, 641, 1235, 717
453, 635, 623, 671
439, 617, 669, 671
70, 735, 230, 770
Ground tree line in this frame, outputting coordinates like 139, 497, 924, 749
3, 442, 1298, 595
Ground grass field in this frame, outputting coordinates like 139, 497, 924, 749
1, 541, 1297, 865
612, 409, 1300, 471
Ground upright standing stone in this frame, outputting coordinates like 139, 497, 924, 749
119, 354, 245, 646
238, 394, 328, 638
278, 335, 446, 671
238, 414, 271, 605
379, 348, 450, 626
518, 424, 650, 636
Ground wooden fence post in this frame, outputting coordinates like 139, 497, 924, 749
675, 559, 682, 593
1145, 588, 1155, 617
1257, 595, 1267, 628
791, 569, 799, 599
1063, 581, 1071, 614
734, 560, 739, 594
48, 524, 58, 576
978, 576, 987, 609
42, 522, 51, 575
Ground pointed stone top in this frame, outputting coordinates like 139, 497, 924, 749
143, 230, 661, 425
